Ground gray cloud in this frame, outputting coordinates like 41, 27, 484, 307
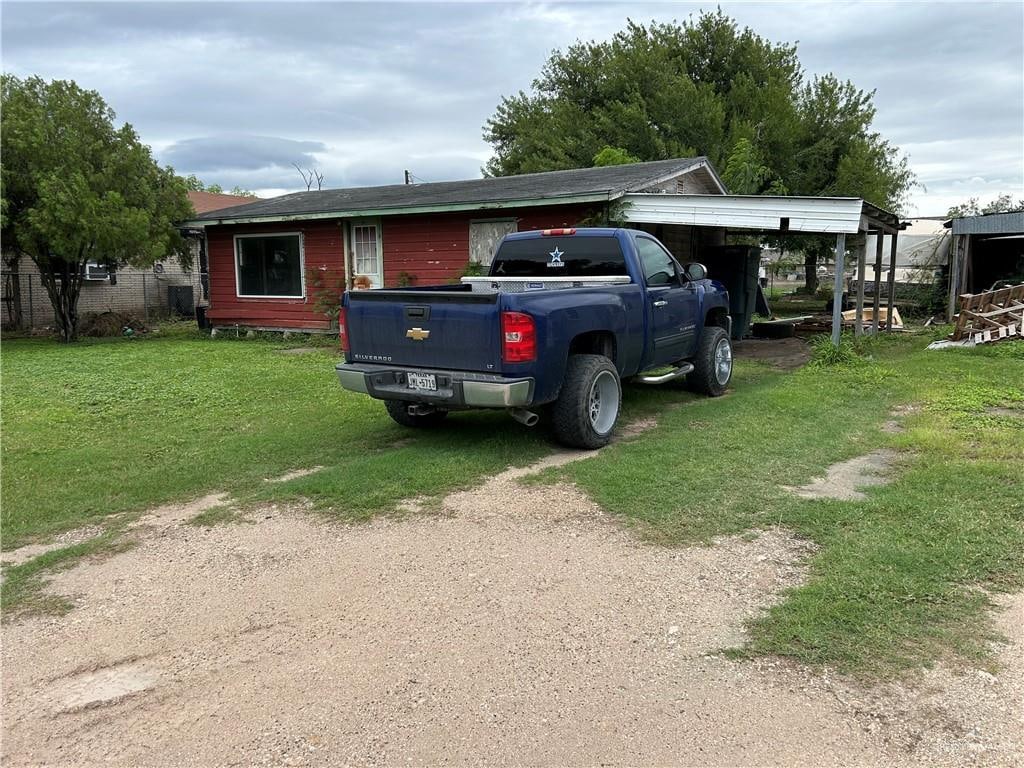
2, 1, 1021, 215
161, 135, 327, 173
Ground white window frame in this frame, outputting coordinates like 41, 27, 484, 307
349, 218, 383, 288
233, 231, 306, 299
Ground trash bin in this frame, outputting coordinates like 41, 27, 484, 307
700, 245, 761, 339
195, 305, 210, 330
168, 285, 195, 318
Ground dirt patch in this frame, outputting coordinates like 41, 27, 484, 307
882, 403, 921, 434
1, 525, 106, 567
43, 659, 161, 713
3, 494, 230, 569
617, 416, 659, 439
132, 492, 230, 529
987, 406, 1024, 418
733, 337, 812, 371
266, 466, 324, 483
812, 591, 1024, 766
3, 453, 1020, 766
784, 449, 898, 501
1, 453, 872, 767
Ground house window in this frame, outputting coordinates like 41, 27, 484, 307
352, 224, 379, 276
235, 233, 304, 298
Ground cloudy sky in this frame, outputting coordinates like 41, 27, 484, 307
3, 0, 1022, 215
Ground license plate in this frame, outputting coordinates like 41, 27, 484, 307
407, 372, 437, 391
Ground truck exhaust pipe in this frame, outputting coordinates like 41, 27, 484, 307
509, 408, 539, 427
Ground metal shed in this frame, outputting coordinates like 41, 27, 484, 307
621, 193, 905, 344
945, 211, 1024, 318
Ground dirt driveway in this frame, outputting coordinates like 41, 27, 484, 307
3, 452, 1022, 767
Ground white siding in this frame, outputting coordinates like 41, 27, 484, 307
622, 194, 868, 234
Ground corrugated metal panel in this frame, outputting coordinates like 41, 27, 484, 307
950, 211, 1024, 235
621, 194, 867, 234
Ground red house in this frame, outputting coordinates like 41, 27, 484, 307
185, 158, 725, 331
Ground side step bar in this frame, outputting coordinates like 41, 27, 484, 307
637, 363, 694, 385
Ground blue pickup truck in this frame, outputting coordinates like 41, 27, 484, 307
336, 227, 732, 448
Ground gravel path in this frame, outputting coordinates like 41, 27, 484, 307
2, 451, 1021, 766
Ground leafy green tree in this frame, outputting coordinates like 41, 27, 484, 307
722, 138, 772, 195
183, 174, 255, 198
947, 194, 1024, 218
483, 11, 915, 291
592, 146, 641, 167
1, 75, 192, 341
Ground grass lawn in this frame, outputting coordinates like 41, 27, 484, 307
3, 325, 1022, 677
1, 327, 550, 548
539, 333, 1024, 675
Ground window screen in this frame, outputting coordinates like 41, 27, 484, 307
236, 235, 302, 297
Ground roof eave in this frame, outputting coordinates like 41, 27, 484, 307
607, 157, 726, 199
183, 192, 613, 228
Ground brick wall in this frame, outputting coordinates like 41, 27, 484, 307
2, 252, 202, 331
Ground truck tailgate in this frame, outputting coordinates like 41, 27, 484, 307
345, 290, 502, 372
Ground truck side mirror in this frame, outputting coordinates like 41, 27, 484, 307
685, 263, 708, 282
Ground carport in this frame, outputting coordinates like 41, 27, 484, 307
620, 194, 905, 345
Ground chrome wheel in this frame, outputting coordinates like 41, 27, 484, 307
714, 338, 733, 385
588, 370, 619, 434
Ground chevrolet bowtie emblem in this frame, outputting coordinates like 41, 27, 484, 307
406, 327, 430, 341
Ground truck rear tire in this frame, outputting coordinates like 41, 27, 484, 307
551, 354, 621, 449
384, 400, 448, 428
687, 326, 733, 396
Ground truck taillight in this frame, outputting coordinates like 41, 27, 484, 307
541, 228, 576, 236
501, 311, 536, 363
338, 307, 350, 353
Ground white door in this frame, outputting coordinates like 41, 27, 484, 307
351, 220, 383, 289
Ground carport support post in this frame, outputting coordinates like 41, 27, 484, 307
872, 231, 885, 333
831, 233, 846, 347
886, 231, 899, 331
947, 235, 960, 321
854, 235, 867, 337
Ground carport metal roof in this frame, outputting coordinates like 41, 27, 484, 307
621, 193, 902, 235
620, 193, 905, 344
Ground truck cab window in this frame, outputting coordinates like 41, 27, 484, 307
637, 237, 677, 286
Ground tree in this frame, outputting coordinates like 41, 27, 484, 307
592, 146, 641, 167
293, 164, 325, 191
1, 75, 193, 342
483, 11, 915, 291
183, 174, 256, 198
722, 138, 773, 195
947, 194, 1024, 218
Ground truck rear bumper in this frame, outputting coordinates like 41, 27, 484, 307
336, 363, 534, 408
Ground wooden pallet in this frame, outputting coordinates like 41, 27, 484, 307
840, 306, 903, 330
951, 284, 1024, 343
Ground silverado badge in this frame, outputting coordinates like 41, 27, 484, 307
406, 327, 430, 341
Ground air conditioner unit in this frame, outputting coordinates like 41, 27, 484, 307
84, 262, 111, 281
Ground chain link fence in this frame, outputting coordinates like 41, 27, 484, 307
2, 268, 204, 332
